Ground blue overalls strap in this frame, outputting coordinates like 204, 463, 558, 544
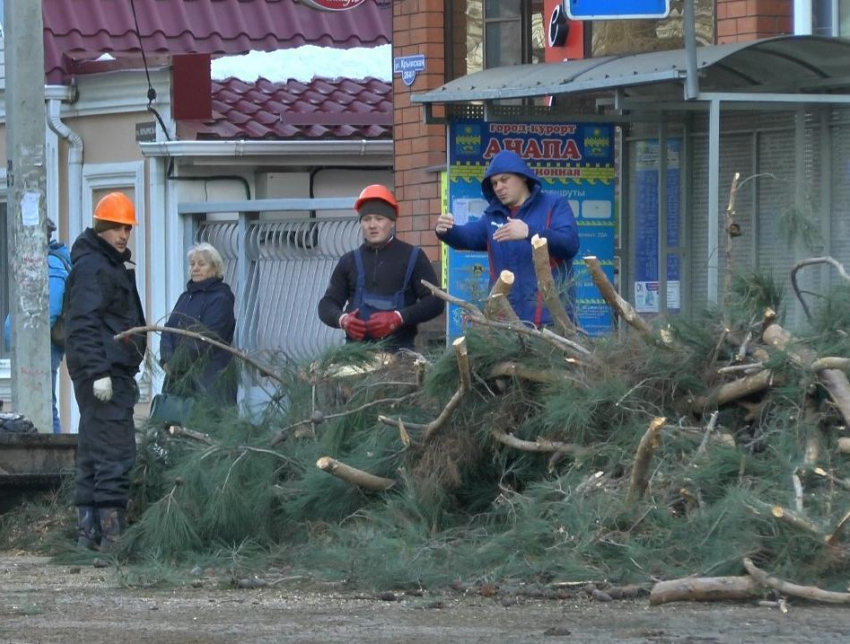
352, 248, 367, 310
401, 247, 420, 293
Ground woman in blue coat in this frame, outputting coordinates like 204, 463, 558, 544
160, 243, 237, 405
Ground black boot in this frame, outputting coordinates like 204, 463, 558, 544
76, 506, 101, 550
97, 507, 128, 554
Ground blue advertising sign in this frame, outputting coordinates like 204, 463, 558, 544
393, 55, 426, 86
446, 120, 617, 338
634, 139, 681, 314
567, 0, 671, 20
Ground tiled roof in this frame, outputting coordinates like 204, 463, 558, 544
180, 76, 392, 140
43, 0, 392, 84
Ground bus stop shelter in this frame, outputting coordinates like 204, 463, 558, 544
413, 35, 850, 326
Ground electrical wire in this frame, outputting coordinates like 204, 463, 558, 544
129, 0, 172, 140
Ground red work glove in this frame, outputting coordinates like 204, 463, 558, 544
339, 309, 367, 341
366, 311, 404, 339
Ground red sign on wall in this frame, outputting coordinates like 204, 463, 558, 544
300, 0, 368, 10
543, 0, 585, 62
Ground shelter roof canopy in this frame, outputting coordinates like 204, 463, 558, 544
413, 36, 850, 104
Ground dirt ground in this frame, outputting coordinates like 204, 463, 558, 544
1, 554, 848, 644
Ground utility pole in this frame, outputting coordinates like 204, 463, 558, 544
4, 0, 53, 433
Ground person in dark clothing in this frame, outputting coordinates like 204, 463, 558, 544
65, 191, 147, 552
436, 150, 580, 327
318, 184, 444, 352
160, 243, 237, 405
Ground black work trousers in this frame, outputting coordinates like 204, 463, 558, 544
73, 374, 138, 508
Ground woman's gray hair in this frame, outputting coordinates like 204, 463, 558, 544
187, 242, 225, 279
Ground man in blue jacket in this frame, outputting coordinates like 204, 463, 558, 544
3, 218, 72, 434
435, 150, 580, 327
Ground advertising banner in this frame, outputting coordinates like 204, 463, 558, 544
445, 119, 616, 338
634, 139, 681, 313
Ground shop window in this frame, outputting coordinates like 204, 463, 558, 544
446, 0, 545, 80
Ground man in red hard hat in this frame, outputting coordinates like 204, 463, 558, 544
318, 184, 444, 352
65, 191, 147, 552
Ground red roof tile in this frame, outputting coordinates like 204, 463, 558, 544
180, 76, 392, 140
43, 0, 392, 84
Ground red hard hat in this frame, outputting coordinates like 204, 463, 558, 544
94, 192, 137, 226
354, 184, 399, 217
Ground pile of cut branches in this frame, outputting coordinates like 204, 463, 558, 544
109, 235, 850, 606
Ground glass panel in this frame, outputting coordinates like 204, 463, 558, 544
466, 0, 484, 75
531, 1, 545, 64
485, 0, 520, 19
0, 203, 8, 359
841, 0, 850, 36
813, 0, 834, 35
592, 0, 715, 56
486, 22, 522, 67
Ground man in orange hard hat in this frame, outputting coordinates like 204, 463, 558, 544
318, 184, 444, 352
64, 191, 147, 552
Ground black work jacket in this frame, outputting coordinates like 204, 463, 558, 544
65, 228, 147, 382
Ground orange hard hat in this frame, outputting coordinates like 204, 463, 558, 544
94, 192, 137, 226
354, 184, 399, 218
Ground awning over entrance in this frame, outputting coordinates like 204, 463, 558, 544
412, 35, 850, 104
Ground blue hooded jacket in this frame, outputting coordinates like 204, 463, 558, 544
437, 150, 580, 326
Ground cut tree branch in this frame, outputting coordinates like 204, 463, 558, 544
421, 280, 592, 359
488, 361, 575, 385
116, 324, 283, 384
649, 575, 761, 606
531, 234, 577, 337
764, 323, 850, 427
743, 557, 850, 604
168, 424, 215, 445
790, 256, 850, 323
489, 428, 588, 456
315, 456, 395, 492
585, 255, 654, 339
378, 337, 471, 443
484, 293, 521, 323
826, 509, 850, 547
626, 417, 666, 504
692, 370, 774, 412
722, 172, 741, 328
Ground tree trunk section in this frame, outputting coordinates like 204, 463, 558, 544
650, 576, 761, 606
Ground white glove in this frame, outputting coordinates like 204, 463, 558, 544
93, 376, 113, 402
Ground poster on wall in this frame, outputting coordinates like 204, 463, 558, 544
445, 119, 617, 339
634, 139, 681, 313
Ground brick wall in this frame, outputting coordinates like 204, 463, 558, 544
393, 0, 448, 347
392, 0, 446, 265
716, 0, 793, 43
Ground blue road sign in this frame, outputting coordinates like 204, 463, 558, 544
567, 0, 671, 20
393, 55, 426, 86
